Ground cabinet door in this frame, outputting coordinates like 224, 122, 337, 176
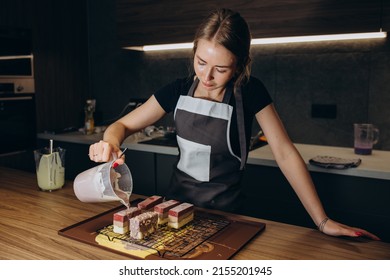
0, 0, 32, 29
116, 0, 382, 47
383, 0, 390, 31
312, 172, 390, 242
240, 164, 311, 226
126, 150, 156, 196
155, 154, 178, 197
242, 163, 390, 242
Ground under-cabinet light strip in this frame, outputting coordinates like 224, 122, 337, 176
0, 54, 33, 60
124, 31, 387, 52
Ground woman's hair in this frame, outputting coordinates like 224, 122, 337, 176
193, 8, 252, 87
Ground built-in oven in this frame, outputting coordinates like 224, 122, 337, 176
0, 94, 36, 155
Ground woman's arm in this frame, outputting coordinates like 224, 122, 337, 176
256, 104, 380, 240
89, 95, 166, 163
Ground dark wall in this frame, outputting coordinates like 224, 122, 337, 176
87, 1, 390, 150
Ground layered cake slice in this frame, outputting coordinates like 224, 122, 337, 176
113, 207, 141, 234
137, 195, 163, 211
168, 202, 194, 229
129, 211, 158, 239
154, 200, 180, 225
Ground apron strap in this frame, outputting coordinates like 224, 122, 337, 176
234, 86, 247, 170
187, 78, 199, 97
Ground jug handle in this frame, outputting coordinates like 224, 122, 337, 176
111, 148, 127, 168
373, 127, 380, 145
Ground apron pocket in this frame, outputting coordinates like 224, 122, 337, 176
176, 135, 211, 182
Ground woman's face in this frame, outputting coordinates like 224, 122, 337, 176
194, 39, 237, 93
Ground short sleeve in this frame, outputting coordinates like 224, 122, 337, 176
242, 76, 273, 115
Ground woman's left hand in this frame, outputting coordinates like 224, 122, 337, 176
322, 218, 381, 241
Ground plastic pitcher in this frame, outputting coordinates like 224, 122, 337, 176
34, 147, 66, 191
354, 123, 379, 155
73, 161, 133, 206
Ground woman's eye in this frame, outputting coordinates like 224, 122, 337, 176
198, 61, 206, 66
216, 68, 226, 73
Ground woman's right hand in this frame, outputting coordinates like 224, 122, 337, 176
88, 140, 125, 166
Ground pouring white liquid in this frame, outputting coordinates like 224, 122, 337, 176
111, 169, 131, 209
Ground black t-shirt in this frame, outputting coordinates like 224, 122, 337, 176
154, 76, 273, 157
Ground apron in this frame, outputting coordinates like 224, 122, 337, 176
166, 78, 247, 211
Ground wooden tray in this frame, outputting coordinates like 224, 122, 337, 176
59, 199, 265, 260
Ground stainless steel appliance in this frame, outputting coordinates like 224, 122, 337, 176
0, 55, 35, 94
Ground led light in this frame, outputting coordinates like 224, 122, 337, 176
0, 54, 33, 60
125, 42, 193, 51
124, 31, 387, 52
251, 32, 387, 45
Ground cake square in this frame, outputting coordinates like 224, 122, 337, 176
154, 200, 180, 224
129, 211, 158, 240
113, 207, 141, 223
137, 195, 163, 210
168, 203, 194, 229
112, 207, 141, 234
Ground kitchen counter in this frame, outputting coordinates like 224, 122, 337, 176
38, 132, 390, 180
1, 166, 389, 260
248, 143, 390, 180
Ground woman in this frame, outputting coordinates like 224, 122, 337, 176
89, 8, 379, 240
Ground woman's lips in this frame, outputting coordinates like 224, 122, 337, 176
202, 81, 214, 88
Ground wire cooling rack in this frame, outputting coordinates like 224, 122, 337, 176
97, 212, 230, 257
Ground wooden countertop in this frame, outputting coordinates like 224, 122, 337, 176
1, 167, 389, 260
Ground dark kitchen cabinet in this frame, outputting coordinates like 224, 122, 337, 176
240, 164, 390, 242
126, 150, 156, 197
0, 0, 32, 29
0, 27, 32, 56
127, 151, 178, 197
155, 154, 178, 197
383, 0, 390, 31
116, 0, 383, 48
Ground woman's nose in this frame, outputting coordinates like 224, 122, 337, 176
205, 68, 214, 81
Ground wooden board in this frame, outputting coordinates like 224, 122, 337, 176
59, 199, 265, 260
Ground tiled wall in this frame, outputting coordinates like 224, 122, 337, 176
89, 2, 390, 151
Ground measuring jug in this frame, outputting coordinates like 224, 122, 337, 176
73, 161, 133, 205
354, 123, 379, 155
34, 147, 66, 191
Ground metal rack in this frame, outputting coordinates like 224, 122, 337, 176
97, 212, 230, 257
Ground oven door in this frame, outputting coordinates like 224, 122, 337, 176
0, 95, 36, 154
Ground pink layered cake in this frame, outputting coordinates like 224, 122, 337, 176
129, 211, 158, 240
137, 195, 163, 211
113, 207, 141, 234
168, 202, 194, 229
154, 200, 180, 225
